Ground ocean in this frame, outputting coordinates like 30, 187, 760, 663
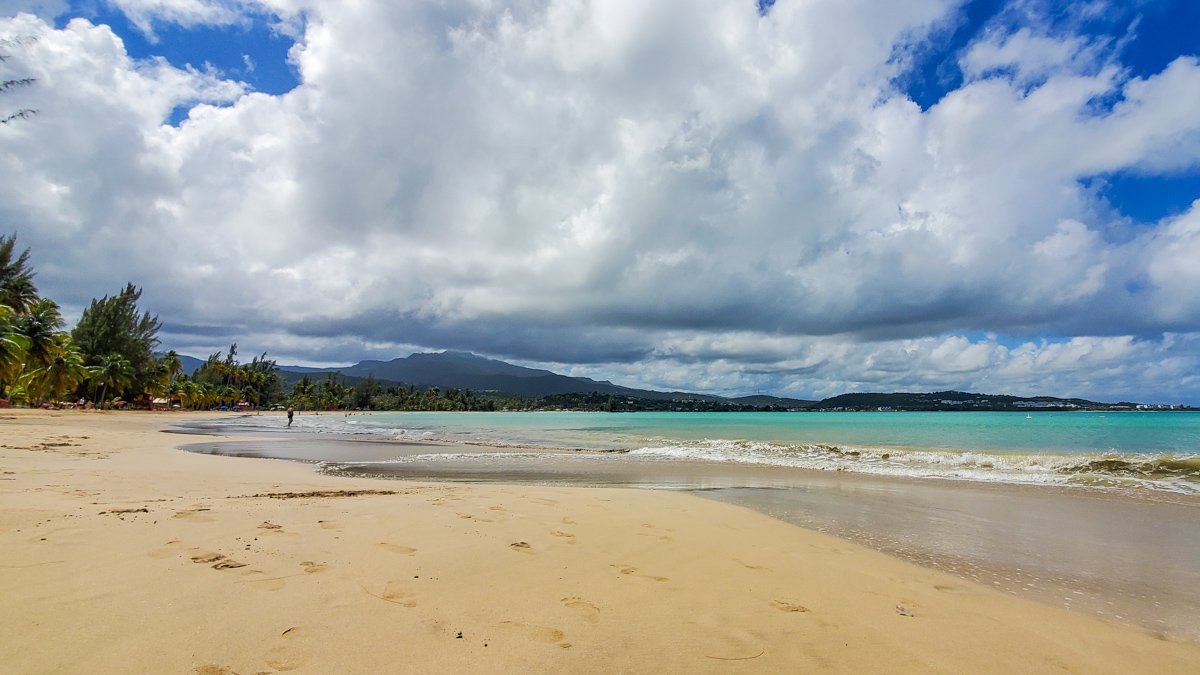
209, 410, 1200, 494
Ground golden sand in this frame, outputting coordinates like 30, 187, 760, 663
1, 409, 1197, 673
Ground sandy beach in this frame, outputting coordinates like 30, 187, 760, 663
3, 410, 1199, 674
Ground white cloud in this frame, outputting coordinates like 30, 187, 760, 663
106, 0, 253, 37
3, 1, 1200, 401
961, 27, 1106, 85
553, 331, 1198, 403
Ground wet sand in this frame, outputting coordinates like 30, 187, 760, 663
185, 433, 1200, 642
702, 475, 1200, 643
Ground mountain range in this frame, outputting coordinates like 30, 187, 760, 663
178, 350, 1147, 410
288, 351, 813, 407
179, 350, 812, 407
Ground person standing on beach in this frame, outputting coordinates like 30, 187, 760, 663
287, 406, 294, 427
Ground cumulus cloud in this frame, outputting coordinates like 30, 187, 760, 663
2, 1, 1199, 402
554, 332, 1200, 403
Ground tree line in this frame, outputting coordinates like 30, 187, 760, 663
284, 372, 502, 411
1, 235, 180, 407
0, 235, 285, 409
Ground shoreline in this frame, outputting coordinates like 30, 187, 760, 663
3, 409, 1199, 673
194, 409, 1200, 496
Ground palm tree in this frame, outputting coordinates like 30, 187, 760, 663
1, 276, 37, 313
0, 235, 39, 312
5, 381, 30, 406
292, 375, 315, 410
90, 352, 133, 409
0, 304, 30, 396
320, 372, 344, 410
178, 380, 201, 409
240, 384, 257, 409
15, 298, 64, 370
25, 339, 88, 403
197, 382, 217, 409
161, 350, 183, 383
147, 360, 170, 400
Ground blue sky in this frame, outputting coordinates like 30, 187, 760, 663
896, 0, 1200, 224
4, 0, 1200, 402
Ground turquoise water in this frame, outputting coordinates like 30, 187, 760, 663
342, 410, 1200, 454
228, 410, 1200, 493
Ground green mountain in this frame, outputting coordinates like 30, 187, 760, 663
275, 350, 814, 407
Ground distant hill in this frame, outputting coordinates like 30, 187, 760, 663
729, 394, 816, 408
178, 354, 204, 376
276, 351, 744, 403
811, 390, 1120, 411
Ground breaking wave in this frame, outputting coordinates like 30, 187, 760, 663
626, 440, 1200, 494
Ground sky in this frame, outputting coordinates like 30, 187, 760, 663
1, 0, 1199, 403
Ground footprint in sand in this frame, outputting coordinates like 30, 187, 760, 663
190, 552, 246, 570
148, 540, 184, 560
381, 581, 418, 607
192, 666, 236, 675
549, 530, 576, 544
300, 561, 328, 573
637, 524, 674, 542
496, 620, 565, 644
264, 643, 309, 672
611, 564, 668, 582
238, 571, 287, 591
561, 597, 600, 623
509, 541, 533, 553
258, 521, 283, 531
317, 520, 340, 530
772, 600, 810, 613
457, 512, 493, 522
174, 508, 215, 523
734, 558, 772, 572
375, 542, 417, 555
561, 517, 576, 525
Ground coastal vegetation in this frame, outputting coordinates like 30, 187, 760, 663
186, 344, 283, 410
284, 372, 499, 412
0, 235, 185, 408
